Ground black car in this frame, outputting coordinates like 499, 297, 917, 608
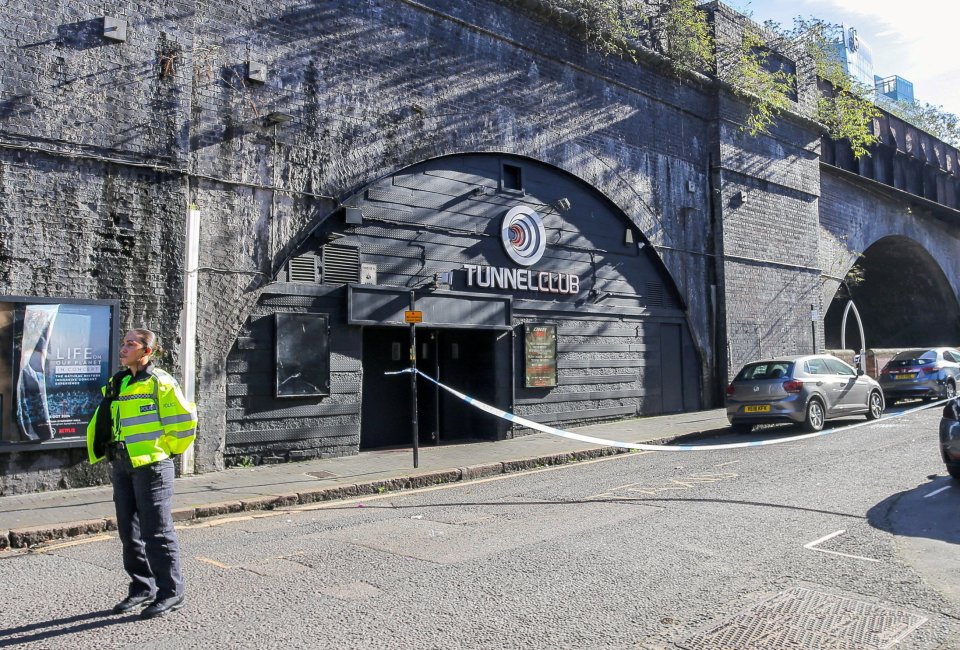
941, 399, 960, 482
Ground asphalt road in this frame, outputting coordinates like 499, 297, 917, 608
1, 406, 958, 649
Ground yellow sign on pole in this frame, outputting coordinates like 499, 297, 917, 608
404, 310, 423, 324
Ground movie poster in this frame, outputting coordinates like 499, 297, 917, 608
12, 303, 112, 441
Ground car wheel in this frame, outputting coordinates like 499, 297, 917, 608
945, 382, 957, 400
866, 391, 883, 420
802, 398, 825, 432
948, 465, 960, 483
730, 422, 752, 434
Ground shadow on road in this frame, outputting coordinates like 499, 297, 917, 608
314, 496, 866, 520
667, 420, 862, 447
867, 477, 960, 546
0, 609, 133, 647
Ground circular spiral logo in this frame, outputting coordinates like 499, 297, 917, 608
500, 206, 546, 267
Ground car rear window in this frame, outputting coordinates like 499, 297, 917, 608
889, 350, 937, 367
736, 362, 793, 380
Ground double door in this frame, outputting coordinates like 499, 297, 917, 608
361, 327, 509, 449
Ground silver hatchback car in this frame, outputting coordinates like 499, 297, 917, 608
878, 347, 960, 403
726, 354, 884, 433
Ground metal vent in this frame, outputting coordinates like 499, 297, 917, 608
288, 255, 319, 283
645, 282, 665, 308
322, 244, 361, 284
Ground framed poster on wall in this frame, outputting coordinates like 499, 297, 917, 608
524, 323, 557, 388
0, 296, 120, 449
275, 312, 330, 398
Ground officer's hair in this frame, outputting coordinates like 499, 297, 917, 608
129, 328, 164, 357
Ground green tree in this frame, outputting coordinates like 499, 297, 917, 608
649, 0, 714, 74
535, 1, 883, 155
721, 26, 796, 136
775, 17, 879, 157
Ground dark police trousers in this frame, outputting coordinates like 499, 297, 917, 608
110, 447, 183, 600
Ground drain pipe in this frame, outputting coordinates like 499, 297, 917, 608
178, 201, 201, 475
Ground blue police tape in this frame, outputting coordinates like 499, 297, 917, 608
386, 367, 949, 452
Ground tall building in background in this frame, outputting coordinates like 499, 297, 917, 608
827, 24, 917, 107
828, 24, 875, 87
875, 75, 915, 103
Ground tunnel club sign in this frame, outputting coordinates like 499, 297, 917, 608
463, 206, 580, 296
463, 264, 579, 295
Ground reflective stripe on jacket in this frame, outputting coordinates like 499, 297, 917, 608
86, 366, 197, 467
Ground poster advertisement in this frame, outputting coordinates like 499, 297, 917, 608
2, 301, 113, 442
524, 323, 557, 388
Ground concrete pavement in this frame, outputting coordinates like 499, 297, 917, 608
0, 409, 731, 550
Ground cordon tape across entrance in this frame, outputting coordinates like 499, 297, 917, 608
387, 368, 950, 452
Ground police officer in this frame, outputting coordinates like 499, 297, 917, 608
86, 329, 197, 619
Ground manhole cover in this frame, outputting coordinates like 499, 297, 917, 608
307, 470, 336, 479
679, 587, 927, 650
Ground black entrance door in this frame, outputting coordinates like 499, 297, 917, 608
361, 327, 507, 449
659, 323, 684, 413
431, 329, 500, 442
360, 327, 412, 449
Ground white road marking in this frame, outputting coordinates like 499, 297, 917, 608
924, 485, 952, 499
804, 529, 879, 563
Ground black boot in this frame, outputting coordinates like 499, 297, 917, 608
112, 593, 154, 614
141, 594, 185, 619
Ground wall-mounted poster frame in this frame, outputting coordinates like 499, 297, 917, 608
523, 323, 557, 388
275, 312, 330, 398
0, 296, 120, 452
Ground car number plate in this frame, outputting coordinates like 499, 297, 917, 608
744, 405, 771, 413
893, 373, 918, 380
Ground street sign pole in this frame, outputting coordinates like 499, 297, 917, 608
408, 291, 419, 469
810, 304, 818, 354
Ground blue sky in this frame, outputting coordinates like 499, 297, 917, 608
725, 0, 960, 116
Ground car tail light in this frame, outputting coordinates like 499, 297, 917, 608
921, 364, 942, 374
726, 384, 736, 397
782, 379, 803, 393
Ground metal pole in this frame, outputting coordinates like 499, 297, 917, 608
810, 304, 817, 354
409, 290, 419, 468
433, 332, 440, 446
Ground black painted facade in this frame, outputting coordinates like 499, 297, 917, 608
224, 154, 701, 463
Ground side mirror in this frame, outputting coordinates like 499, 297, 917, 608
857, 368, 865, 376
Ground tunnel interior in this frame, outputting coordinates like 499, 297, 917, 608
825, 236, 960, 349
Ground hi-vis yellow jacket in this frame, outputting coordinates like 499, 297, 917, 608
86, 365, 197, 468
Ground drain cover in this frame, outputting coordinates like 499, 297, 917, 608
679, 587, 927, 650
307, 470, 336, 479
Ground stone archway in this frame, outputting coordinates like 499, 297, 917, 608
825, 235, 960, 348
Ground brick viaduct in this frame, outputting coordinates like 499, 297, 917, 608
0, 0, 957, 493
